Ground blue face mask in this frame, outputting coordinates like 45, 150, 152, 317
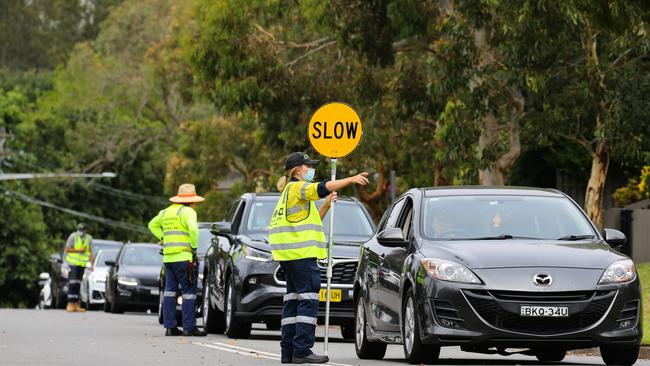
303, 168, 315, 182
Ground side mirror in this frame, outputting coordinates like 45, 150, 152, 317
104, 260, 116, 267
211, 222, 232, 237
38, 272, 50, 287
604, 228, 626, 248
50, 253, 62, 263
377, 228, 408, 247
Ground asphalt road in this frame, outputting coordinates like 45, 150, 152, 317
0, 309, 647, 366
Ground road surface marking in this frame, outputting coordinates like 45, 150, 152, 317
193, 342, 281, 361
194, 341, 353, 366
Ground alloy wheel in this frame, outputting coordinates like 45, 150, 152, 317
404, 297, 415, 354
356, 298, 365, 347
202, 285, 209, 326
226, 283, 233, 329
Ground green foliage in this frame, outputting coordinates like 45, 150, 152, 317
0, 0, 123, 70
613, 166, 650, 207
636, 262, 650, 345
0, 183, 48, 307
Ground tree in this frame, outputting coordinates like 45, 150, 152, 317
0, 0, 123, 70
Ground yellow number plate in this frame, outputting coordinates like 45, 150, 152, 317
319, 289, 342, 302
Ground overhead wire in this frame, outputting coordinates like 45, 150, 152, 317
2, 188, 150, 234
6, 155, 168, 205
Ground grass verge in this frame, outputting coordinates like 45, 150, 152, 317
637, 262, 650, 345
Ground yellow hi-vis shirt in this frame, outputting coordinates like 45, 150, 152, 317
65, 233, 92, 267
148, 204, 198, 263
269, 181, 327, 261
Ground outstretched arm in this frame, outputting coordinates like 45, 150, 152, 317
324, 173, 369, 192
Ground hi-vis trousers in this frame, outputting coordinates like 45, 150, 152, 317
280, 257, 320, 358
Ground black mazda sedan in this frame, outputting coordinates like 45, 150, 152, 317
354, 187, 641, 365
104, 243, 162, 313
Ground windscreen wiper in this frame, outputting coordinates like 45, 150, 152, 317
450, 235, 542, 240
557, 234, 595, 241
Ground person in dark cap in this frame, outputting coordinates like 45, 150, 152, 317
64, 223, 93, 312
270, 152, 369, 364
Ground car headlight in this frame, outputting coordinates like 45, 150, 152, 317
421, 258, 482, 284
599, 259, 636, 285
243, 245, 272, 262
117, 276, 139, 286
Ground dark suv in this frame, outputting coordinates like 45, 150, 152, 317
202, 192, 376, 339
354, 187, 641, 365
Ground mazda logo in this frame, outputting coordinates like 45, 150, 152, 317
533, 273, 552, 286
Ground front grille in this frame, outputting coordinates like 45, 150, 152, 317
275, 260, 357, 286
486, 290, 595, 302
464, 290, 615, 335
139, 278, 159, 287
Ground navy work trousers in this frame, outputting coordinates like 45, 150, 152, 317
67, 265, 84, 303
280, 257, 321, 358
163, 261, 197, 331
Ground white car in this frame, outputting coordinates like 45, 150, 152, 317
80, 248, 120, 310
38, 272, 52, 309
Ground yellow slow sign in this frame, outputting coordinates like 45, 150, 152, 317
308, 102, 363, 158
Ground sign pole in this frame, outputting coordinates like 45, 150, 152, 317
323, 158, 336, 355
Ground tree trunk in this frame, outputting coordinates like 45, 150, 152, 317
356, 168, 388, 220
473, 28, 524, 186
584, 140, 609, 230
582, 17, 610, 231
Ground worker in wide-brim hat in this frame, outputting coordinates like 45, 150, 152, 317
269, 152, 369, 364
148, 183, 207, 337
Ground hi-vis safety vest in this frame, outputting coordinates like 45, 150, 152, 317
66, 234, 91, 267
161, 204, 193, 262
269, 182, 327, 261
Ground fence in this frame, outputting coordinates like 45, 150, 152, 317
603, 203, 650, 263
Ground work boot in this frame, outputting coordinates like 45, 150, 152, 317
74, 303, 86, 313
182, 327, 208, 337
292, 353, 329, 364
165, 328, 183, 336
66, 303, 75, 313
281, 351, 293, 364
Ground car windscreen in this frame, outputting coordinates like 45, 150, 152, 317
95, 249, 119, 267
245, 200, 375, 242
198, 229, 212, 256
120, 246, 162, 266
421, 195, 596, 241
92, 243, 121, 258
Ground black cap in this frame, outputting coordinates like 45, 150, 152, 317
284, 152, 320, 170
77, 223, 87, 231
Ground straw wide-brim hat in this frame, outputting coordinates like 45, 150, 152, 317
169, 183, 205, 204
